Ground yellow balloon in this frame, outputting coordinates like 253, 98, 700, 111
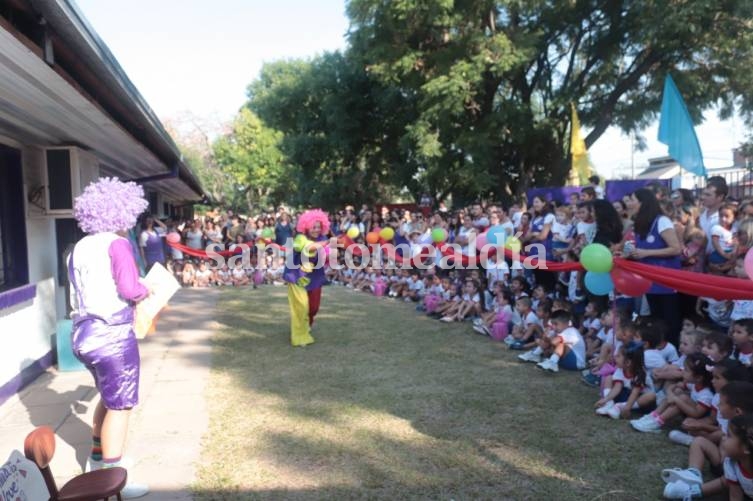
505, 236, 522, 252
301, 262, 314, 273
346, 226, 360, 239
379, 227, 395, 241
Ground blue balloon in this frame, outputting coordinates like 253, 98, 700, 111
487, 225, 507, 246
584, 271, 614, 296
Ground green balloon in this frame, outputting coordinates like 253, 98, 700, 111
262, 228, 274, 239
580, 243, 614, 273
431, 228, 447, 243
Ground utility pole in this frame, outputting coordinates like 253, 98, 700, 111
630, 131, 635, 179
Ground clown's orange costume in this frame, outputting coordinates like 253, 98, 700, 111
283, 209, 331, 346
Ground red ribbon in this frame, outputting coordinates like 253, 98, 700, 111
167, 235, 753, 300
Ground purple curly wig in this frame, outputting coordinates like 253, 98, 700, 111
296, 209, 330, 235
73, 177, 149, 234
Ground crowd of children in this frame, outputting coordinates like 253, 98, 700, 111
326, 255, 753, 499
170, 254, 286, 289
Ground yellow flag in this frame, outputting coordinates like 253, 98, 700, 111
570, 103, 591, 185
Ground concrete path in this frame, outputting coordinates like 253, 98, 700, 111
0, 288, 219, 500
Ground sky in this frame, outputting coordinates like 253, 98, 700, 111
75, 0, 745, 179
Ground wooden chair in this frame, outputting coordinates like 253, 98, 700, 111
23, 426, 127, 501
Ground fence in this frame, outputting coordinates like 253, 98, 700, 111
693, 170, 753, 200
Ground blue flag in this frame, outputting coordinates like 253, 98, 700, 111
657, 75, 706, 177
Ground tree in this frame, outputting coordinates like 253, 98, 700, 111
212, 108, 292, 210
247, 53, 418, 209
163, 113, 235, 207
346, 0, 753, 200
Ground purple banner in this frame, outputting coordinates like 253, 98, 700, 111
605, 179, 671, 202
526, 179, 670, 204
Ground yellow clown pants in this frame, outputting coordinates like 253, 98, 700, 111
288, 284, 315, 347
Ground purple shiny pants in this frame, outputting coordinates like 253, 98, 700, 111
72, 308, 140, 410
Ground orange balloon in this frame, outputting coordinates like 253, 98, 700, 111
366, 232, 380, 244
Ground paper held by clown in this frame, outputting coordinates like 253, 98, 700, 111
134, 263, 181, 339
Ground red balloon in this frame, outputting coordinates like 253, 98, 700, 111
166, 232, 181, 244
611, 267, 652, 297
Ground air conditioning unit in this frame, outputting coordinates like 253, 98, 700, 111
40, 147, 100, 216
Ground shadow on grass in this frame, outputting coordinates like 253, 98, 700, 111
196, 286, 691, 500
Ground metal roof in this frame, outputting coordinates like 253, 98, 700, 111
24, 0, 207, 201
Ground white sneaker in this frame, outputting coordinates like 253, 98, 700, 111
472, 325, 487, 335
595, 401, 615, 416
631, 413, 653, 425
503, 336, 516, 346
481, 324, 492, 336
662, 480, 697, 499
607, 402, 624, 420
440, 316, 455, 323
537, 358, 559, 372
581, 368, 592, 377
668, 430, 695, 447
661, 467, 703, 486
121, 482, 149, 499
518, 350, 542, 363
630, 415, 662, 433
473, 318, 483, 326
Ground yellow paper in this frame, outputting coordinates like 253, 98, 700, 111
134, 263, 181, 339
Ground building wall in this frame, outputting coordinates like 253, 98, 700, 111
0, 277, 56, 394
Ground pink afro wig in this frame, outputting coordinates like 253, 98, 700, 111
74, 177, 149, 234
296, 209, 330, 235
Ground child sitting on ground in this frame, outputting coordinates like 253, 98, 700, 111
580, 301, 603, 350
216, 264, 233, 286
652, 329, 704, 398
661, 380, 753, 500
505, 296, 539, 349
631, 353, 714, 434
423, 274, 444, 313
389, 269, 410, 298
403, 270, 426, 302
587, 309, 613, 359
484, 291, 514, 341
701, 331, 733, 363
730, 318, 753, 366
231, 262, 249, 286
441, 280, 481, 322
721, 415, 753, 500
517, 309, 586, 373
181, 261, 195, 287
582, 313, 638, 388
193, 261, 214, 287
594, 341, 656, 420
671, 359, 751, 446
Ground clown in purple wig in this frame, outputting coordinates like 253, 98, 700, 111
68, 177, 150, 497
283, 209, 333, 346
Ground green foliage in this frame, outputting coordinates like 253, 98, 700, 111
248, 53, 416, 209
231, 0, 753, 206
347, 0, 753, 200
212, 109, 292, 210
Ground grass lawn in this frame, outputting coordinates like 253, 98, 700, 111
194, 285, 692, 500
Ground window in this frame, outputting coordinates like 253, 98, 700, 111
148, 191, 158, 215
55, 218, 83, 287
0, 144, 29, 291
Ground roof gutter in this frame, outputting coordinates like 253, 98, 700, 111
27, 0, 207, 201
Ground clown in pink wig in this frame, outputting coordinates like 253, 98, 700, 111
69, 177, 151, 497
283, 208, 334, 346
